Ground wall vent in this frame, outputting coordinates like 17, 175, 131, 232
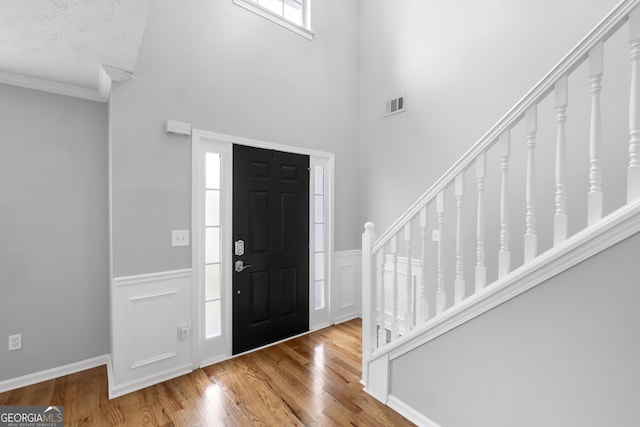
385, 95, 406, 117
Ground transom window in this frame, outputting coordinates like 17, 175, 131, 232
233, 0, 314, 40
256, 0, 304, 26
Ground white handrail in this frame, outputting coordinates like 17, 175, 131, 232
371, 0, 640, 253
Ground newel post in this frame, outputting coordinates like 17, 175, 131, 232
361, 222, 377, 387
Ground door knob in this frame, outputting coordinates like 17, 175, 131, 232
235, 260, 252, 272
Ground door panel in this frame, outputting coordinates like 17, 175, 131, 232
233, 145, 309, 354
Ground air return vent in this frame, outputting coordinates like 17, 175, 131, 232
385, 95, 406, 117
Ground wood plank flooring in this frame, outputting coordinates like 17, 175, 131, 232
0, 319, 414, 426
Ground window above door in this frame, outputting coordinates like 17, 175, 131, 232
233, 0, 314, 40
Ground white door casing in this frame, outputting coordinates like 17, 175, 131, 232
191, 129, 334, 367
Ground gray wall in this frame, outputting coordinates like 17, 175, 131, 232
358, 0, 623, 234
111, 0, 360, 277
358, 0, 633, 309
390, 231, 640, 427
0, 84, 109, 381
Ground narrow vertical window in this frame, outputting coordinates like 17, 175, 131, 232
205, 153, 222, 337
314, 165, 325, 310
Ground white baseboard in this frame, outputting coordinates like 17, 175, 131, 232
108, 363, 193, 399
200, 354, 233, 369
311, 321, 332, 331
333, 313, 361, 324
387, 394, 442, 427
0, 354, 110, 393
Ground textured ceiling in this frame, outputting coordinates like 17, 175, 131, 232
0, 0, 152, 91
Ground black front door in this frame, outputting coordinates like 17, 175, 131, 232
232, 145, 309, 354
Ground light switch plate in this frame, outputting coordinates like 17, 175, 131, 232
432, 229, 441, 242
172, 230, 190, 247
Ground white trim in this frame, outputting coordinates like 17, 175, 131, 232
191, 128, 335, 367
0, 355, 110, 393
113, 269, 192, 287
369, 199, 640, 364
310, 321, 331, 331
232, 0, 315, 40
199, 354, 233, 369
191, 136, 233, 367
128, 290, 178, 303
332, 250, 361, 324
365, 352, 389, 403
310, 158, 334, 329
335, 249, 362, 258
101, 65, 133, 83
193, 129, 334, 159
387, 395, 442, 427
0, 68, 112, 103
129, 352, 177, 369
108, 363, 193, 399
127, 291, 179, 369
332, 313, 361, 324
106, 355, 115, 396
107, 82, 115, 403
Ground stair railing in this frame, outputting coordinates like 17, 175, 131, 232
362, 0, 640, 386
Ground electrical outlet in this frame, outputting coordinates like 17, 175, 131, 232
172, 230, 190, 247
8, 334, 21, 351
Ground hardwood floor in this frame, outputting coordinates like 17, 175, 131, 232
0, 319, 414, 426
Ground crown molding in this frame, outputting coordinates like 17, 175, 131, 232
0, 64, 132, 103
101, 65, 133, 83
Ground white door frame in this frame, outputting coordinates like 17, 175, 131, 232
191, 129, 335, 367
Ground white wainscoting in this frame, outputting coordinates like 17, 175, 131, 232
332, 250, 362, 324
110, 269, 193, 398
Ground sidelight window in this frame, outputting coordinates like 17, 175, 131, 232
314, 165, 325, 310
205, 153, 222, 338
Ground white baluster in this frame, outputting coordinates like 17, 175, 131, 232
412, 275, 418, 325
629, 7, 640, 202
377, 247, 387, 347
390, 234, 399, 339
419, 206, 429, 322
436, 192, 446, 314
524, 105, 538, 263
475, 152, 486, 292
554, 75, 569, 245
404, 222, 414, 331
454, 173, 465, 304
589, 42, 604, 225
498, 132, 511, 278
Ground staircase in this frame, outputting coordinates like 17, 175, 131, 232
361, 0, 640, 424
